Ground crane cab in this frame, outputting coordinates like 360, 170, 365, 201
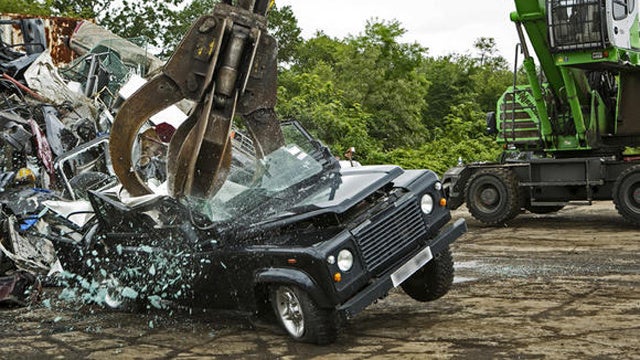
548, 0, 640, 55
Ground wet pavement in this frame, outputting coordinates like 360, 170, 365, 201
1, 201, 639, 359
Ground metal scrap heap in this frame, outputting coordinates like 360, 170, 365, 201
0, 15, 174, 306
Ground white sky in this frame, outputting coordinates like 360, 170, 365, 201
276, 0, 520, 64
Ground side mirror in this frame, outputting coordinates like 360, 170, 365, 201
486, 112, 497, 135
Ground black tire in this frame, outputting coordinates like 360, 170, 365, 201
465, 168, 521, 225
270, 285, 338, 345
524, 204, 565, 214
613, 165, 640, 226
401, 246, 454, 302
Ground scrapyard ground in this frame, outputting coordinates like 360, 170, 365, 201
0, 201, 638, 359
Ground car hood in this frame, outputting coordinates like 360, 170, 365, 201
310, 165, 403, 211
254, 165, 432, 227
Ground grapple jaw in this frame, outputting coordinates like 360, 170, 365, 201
109, 0, 283, 200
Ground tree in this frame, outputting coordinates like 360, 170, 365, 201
335, 20, 430, 149
422, 55, 476, 130
473, 37, 508, 70
470, 37, 512, 112
267, 5, 303, 65
0, 0, 50, 16
277, 65, 380, 159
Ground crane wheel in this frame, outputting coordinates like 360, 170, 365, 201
613, 164, 640, 226
465, 168, 521, 225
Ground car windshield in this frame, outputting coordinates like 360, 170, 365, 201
195, 123, 337, 223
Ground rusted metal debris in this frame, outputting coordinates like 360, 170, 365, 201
0, 13, 82, 66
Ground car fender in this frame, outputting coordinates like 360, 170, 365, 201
255, 268, 333, 308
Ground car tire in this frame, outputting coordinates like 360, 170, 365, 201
401, 246, 454, 302
270, 285, 338, 345
465, 168, 521, 225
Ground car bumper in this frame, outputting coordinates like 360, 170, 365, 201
336, 218, 467, 319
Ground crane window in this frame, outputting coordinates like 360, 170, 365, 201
613, 0, 629, 20
549, 0, 606, 51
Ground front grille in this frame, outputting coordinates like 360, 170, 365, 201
353, 199, 427, 274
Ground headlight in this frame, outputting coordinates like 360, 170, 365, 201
337, 249, 353, 271
421, 194, 434, 214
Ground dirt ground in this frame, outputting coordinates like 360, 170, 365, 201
1, 201, 639, 359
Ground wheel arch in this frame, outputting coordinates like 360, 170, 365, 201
255, 268, 333, 309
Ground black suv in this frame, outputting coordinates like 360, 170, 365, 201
83, 121, 466, 344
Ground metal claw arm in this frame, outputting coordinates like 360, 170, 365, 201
109, 0, 284, 199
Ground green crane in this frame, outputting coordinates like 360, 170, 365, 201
444, 0, 640, 226
496, 0, 640, 154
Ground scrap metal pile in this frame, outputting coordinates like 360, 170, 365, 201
0, 15, 176, 306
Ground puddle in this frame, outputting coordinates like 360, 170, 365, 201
453, 276, 477, 284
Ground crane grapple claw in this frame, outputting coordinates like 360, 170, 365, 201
109, 74, 183, 197
109, 0, 283, 200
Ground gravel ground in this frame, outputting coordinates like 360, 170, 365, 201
1, 201, 639, 359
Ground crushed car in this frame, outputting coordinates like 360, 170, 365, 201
76, 121, 467, 344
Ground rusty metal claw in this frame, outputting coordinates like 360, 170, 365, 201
166, 92, 234, 199
109, 74, 183, 197
109, 0, 283, 200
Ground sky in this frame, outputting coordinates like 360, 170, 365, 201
276, 0, 520, 64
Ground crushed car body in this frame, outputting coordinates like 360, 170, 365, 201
81, 121, 467, 344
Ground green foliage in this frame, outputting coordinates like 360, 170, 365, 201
288, 19, 430, 150
277, 67, 380, 159
0, 0, 50, 15
422, 55, 476, 129
268, 5, 303, 65
372, 102, 501, 174
338, 20, 430, 149
276, 17, 510, 173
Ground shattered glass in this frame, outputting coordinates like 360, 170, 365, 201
199, 144, 324, 222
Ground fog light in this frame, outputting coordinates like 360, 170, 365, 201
327, 255, 336, 265
421, 194, 434, 214
434, 182, 442, 191
337, 249, 353, 271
